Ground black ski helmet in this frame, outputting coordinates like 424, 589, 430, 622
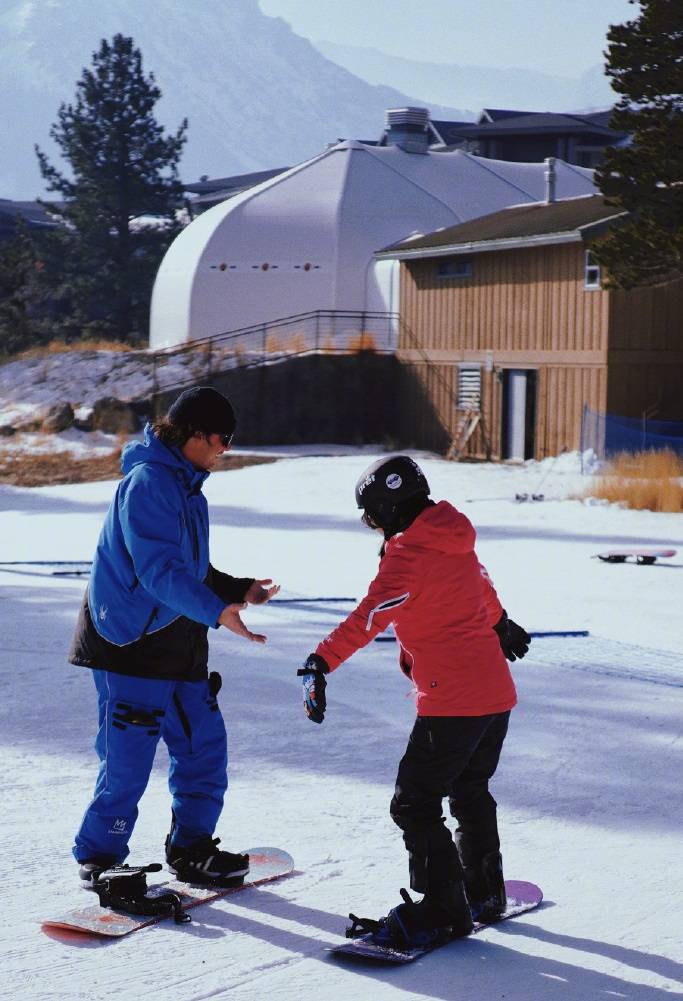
355, 455, 430, 533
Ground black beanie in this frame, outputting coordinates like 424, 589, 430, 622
167, 387, 236, 435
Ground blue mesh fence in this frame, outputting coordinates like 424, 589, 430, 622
581, 405, 683, 462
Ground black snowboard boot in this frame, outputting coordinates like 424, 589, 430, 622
461, 850, 507, 923
422, 879, 474, 939
165, 833, 249, 886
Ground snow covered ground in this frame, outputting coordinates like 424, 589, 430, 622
1, 451, 682, 1001
0, 348, 198, 429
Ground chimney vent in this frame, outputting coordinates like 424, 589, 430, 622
544, 156, 556, 204
385, 107, 431, 154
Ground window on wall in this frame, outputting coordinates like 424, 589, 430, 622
584, 249, 601, 289
437, 257, 473, 279
457, 366, 481, 411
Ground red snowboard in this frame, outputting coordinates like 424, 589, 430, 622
42, 847, 293, 938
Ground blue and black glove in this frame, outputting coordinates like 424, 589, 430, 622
297, 654, 329, 724
494, 610, 530, 662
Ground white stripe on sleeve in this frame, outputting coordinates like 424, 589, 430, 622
366, 592, 410, 631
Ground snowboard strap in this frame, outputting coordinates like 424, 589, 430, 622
345, 912, 382, 938
92, 863, 191, 925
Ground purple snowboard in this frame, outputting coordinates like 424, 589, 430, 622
329, 879, 543, 964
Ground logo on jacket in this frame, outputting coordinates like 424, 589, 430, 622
386, 473, 402, 489
98, 604, 108, 621
108, 818, 127, 834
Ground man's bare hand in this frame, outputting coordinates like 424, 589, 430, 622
218, 603, 266, 643
244, 578, 281, 605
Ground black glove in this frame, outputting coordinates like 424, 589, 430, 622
297, 653, 329, 724
494, 611, 530, 662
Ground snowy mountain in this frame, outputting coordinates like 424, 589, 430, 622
315, 39, 616, 115
0, 0, 472, 200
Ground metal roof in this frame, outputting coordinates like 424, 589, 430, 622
448, 112, 624, 138
378, 194, 626, 257
183, 168, 289, 195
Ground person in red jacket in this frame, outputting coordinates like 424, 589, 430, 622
297, 455, 530, 950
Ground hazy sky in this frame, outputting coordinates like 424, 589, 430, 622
259, 0, 636, 77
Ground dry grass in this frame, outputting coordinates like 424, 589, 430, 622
0, 447, 278, 488
582, 449, 683, 512
2, 339, 140, 365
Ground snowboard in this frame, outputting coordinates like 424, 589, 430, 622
42, 847, 293, 938
595, 548, 676, 565
329, 879, 543, 964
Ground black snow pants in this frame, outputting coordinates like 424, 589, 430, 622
390, 711, 510, 894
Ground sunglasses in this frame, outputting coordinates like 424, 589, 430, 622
216, 432, 234, 447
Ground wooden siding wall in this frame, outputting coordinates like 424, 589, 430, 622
398, 243, 609, 458
607, 276, 683, 419
395, 361, 607, 458
400, 243, 609, 355
538, 365, 607, 455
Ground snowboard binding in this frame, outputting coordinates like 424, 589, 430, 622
345, 913, 382, 939
346, 888, 456, 951
92, 863, 190, 925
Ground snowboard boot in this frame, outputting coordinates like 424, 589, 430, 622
461, 850, 507, 923
165, 833, 249, 886
422, 879, 474, 939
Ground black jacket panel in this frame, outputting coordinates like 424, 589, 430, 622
68, 569, 253, 681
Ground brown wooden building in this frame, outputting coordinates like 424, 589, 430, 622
378, 194, 683, 459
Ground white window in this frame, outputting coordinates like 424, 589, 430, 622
437, 258, 473, 279
584, 250, 601, 289
457, 366, 481, 411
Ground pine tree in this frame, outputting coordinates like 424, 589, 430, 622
35, 34, 187, 341
592, 0, 683, 288
0, 223, 44, 355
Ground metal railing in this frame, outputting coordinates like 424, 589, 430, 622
149, 310, 400, 397
146, 307, 493, 457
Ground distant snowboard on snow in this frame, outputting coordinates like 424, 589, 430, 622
595, 548, 676, 565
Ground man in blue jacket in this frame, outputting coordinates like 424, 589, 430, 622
69, 387, 278, 887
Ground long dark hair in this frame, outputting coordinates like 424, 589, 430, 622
151, 417, 198, 448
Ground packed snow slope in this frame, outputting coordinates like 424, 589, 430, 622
1, 451, 682, 1001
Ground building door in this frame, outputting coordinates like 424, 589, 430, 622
502, 369, 537, 459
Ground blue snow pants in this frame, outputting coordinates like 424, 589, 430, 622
73, 670, 228, 864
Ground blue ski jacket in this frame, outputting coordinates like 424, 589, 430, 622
87, 425, 227, 646
69, 422, 252, 680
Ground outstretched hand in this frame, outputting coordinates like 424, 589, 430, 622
244, 578, 281, 605
218, 603, 266, 644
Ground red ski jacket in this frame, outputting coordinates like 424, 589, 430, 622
316, 501, 517, 717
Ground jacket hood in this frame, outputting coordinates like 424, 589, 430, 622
120, 423, 209, 491
392, 500, 475, 556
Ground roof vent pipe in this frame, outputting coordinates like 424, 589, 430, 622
544, 156, 556, 203
385, 107, 431, 154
